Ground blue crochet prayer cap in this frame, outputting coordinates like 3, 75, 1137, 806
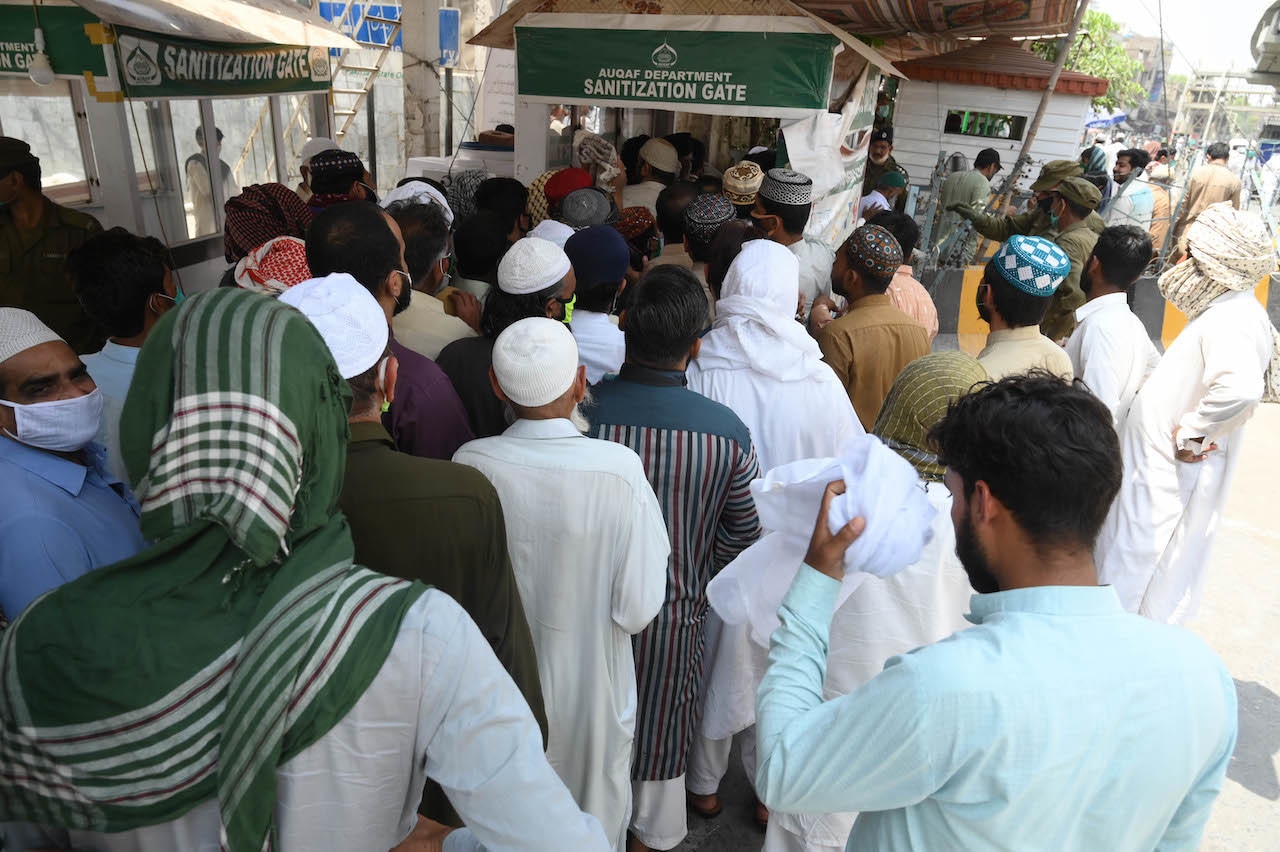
993, 235, 1071, 296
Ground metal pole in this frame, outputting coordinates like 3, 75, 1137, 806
1202, 71, 1230, 144
445, 67, 455, 156
1013, 0, 1092, 167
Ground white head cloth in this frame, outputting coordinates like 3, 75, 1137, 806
380, 180, 455, 228
0, 308, 62, 366
695, 240, 831, 382
278, 273, 388, 379
528, 219, 575, 249
707, 434, 936, 648
1159, 201, 1280, 399
299, 137, 338, 165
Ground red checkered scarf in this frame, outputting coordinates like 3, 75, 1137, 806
233, 237, 312, 296
223, 183, 313, 263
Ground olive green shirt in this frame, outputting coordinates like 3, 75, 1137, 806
0, 198, 103, 353
1043, 219, 1099, 341
971, 208, 1105, 243
340, 421, 547, 825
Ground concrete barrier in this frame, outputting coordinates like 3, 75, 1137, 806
926, 267, 1276, 356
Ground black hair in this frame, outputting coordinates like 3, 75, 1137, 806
308, 151, 365, 195
195, 125, 224, 145
621, 135, 650, 185
1157, 148, 1171, 160
690, 138, 707, 174
647, 166, 677, 187
474, 177, 529, 236
656, 183, 697, 243
1, 159, 41, 193
698, 175, 723, 194
1081, 170, 1109, 192
759, 195, 811, 236
664, 133, 693, 159
705, 221, 762, 299
386, 201, 449, 288
1092, 225, 1152, 290
495, 123, 515, 134
623, 265, 708, 368
305, 201, 400, 296
745, 149, 776, 172
974, 149, 1001, 169
1117, 148, 1151, 171
867, 210, 920, 259
67, 227, 171, 338
981, 260, 1053, 327
929, 372, 1121, 552
1206, 142, 1230, 160
453, 210, 510, 280
575, 277, 622, 314
480, 281, 563, 339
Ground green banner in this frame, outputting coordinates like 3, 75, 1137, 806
515, 27, 838, 111
0, 5, 107, 78
116, 28, 330, 97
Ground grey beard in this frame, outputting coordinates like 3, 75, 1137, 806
569, 388, 595, 433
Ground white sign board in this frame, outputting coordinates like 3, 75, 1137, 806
479, 48, 516, 131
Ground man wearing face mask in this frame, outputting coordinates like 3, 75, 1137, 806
952, 159, 1105, 244
861, 128, 910, 214
0, 308, 145, 621
0, 137, 104, 354
437, 236, 578, 438
1039, 177, 1102, 340
306, 201, 473, 461
68, 228, 181, 483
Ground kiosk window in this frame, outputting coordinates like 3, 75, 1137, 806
944, 110, 1026, 141
0, 79, 92, 205
213, 96, 278, 193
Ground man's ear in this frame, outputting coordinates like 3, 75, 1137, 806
970, 480, 1001, 529
1086, 254, 1102, 281
382, 356, 400, 405
488, 365, 510, 403
618, 309, 628, 332
573, 365, 588, 402
689, 336, 702, 361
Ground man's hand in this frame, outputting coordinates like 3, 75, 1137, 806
1173, 426, 1218, 463
390, 815, 454, 852
452, 290, 483, 333
947, 203, 978, 222
861, 200, 887, 219
803, 480, 867, 580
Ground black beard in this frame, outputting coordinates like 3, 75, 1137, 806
955, 509, 1000, 594
1081, 265, 1093, 296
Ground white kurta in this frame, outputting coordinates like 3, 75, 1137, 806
572, 310, 626, 384
750, 485, 974, 851
3, 591, 609, 852
1096, 289, 1271, 623
1064, 292, 1161, 432
788, 238, 837, 316
454, 418, 670, 852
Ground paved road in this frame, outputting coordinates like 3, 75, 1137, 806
675, 404, 1280, 851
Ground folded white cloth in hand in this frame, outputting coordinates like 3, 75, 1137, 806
708, 435, 936, 647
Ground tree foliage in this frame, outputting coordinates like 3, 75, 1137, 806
1031, 11, 1148, 112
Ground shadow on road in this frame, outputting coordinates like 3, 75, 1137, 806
1230, 679, 1280, 800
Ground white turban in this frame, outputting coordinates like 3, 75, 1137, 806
279, 273, 388, 379
528, 219, 575, 249
380, 180, 455, 228
1159, 202, 1280, 400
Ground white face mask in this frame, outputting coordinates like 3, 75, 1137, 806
3, 388, 103, 452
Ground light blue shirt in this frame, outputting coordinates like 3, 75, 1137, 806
81, 340, 140, 483
757, 567, 1237, 851
0, 437, 145, 619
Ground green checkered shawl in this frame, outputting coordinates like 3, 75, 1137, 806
0, 289, 425, 850
872, 351, 989, 482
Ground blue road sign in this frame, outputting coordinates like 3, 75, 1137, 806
439, 8, 461, 68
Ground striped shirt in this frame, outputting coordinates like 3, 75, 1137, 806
589, 364, 762, 780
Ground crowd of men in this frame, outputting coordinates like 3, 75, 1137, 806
0, 123, 1274, 852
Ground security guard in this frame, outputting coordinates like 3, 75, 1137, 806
950, 159, 1105, 243
861, 127, 910, 214
0, 137, 104, 353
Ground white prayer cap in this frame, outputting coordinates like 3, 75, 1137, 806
492, 317, 580, 407
498, 236, 572, 296
381, 180, 456, 228
528, 219, 574, 249
278, 273, 388, 379
299, 137, 339, 165
0, 308, 63, 366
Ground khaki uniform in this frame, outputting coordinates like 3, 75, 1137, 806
861, 157, 910, 214
972, 208, 1105, 243
1043, 219, 1099, 341
0, 198, 103, 353
1171, 163, 1242, 259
